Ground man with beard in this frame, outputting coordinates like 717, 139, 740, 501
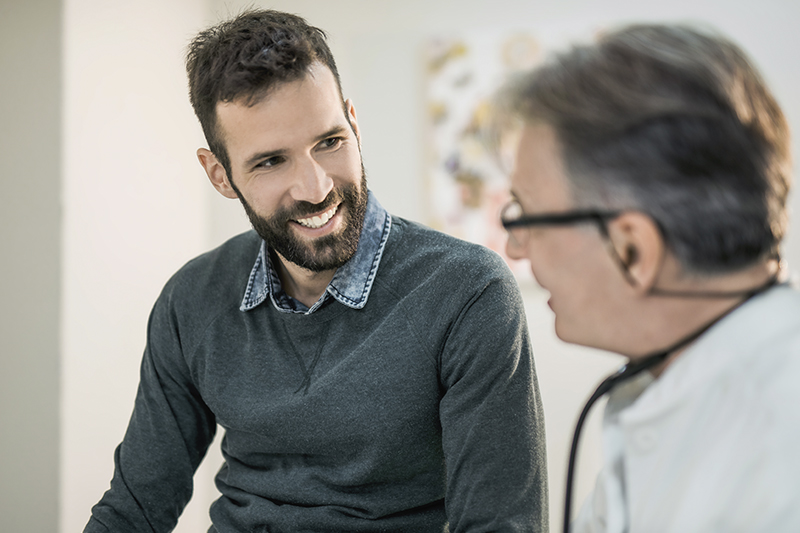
84, 9, 548, 533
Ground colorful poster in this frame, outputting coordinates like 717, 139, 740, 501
424, 30, 544, 278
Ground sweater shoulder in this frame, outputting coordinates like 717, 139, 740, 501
385, 217, 513, 279
159, 230, 261, 313
377, 217, 517, 302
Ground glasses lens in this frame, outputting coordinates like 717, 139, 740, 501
501, 200, 527, 248
501, 200, 523, 224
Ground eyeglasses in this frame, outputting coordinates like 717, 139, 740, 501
501, 199, 621, 247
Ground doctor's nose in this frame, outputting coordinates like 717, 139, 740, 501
505, 228, 528, 260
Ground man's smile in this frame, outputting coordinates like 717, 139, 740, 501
294, 204, 339, 229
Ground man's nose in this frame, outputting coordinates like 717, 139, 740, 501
291, 156, 334, 205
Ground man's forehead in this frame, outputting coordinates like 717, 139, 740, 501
213, 65, 348, 151
511, 123, 573, 209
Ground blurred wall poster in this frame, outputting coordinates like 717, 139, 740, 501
424, 30, 544, 279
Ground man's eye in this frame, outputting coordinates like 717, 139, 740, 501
320, 137, 342, 149
257, 156, 283, 168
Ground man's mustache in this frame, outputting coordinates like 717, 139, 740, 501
280, 190, 344, 221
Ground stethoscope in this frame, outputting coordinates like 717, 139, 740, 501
561, 274, 780, 533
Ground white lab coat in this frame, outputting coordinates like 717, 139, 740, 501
572, 284, 800, 533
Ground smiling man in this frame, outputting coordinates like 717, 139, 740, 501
197, 61, 369, 306
84, 9, 548, 533
498, 24, 800, 533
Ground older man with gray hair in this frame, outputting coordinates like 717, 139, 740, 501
498, 24, 800, 532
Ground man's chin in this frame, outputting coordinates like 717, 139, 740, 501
278, 240, 358, 273
552, 316, 576, 345
291, 255, 353, 273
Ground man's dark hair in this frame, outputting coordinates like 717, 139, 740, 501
501, 24, 791, 274
186, 9, 344, 177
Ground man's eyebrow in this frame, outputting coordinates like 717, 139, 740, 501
244, 148, 287, 169
314, 125, 349, 143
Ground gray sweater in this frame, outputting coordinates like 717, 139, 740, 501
86, 217, 548, 532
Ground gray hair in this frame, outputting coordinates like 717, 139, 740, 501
499, 24, 791, 274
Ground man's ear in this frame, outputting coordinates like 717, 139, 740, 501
606, 211, 665, 293
197, 148, 239, 199
344, 98, 360, 145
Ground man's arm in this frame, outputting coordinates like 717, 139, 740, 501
438, 270, 548, 532
85, 289, 217, 532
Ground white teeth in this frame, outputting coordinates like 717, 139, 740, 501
296, 205, 338, 229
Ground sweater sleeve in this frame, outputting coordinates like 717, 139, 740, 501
438, 273, 548, 532
84, 289, 217, 532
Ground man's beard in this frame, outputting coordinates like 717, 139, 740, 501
236, 172, 369, 272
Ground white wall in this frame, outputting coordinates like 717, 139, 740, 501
57, 1, 800, 532
60, 0, 218, 531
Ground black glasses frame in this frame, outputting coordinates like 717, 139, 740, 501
500, 208, 622, 230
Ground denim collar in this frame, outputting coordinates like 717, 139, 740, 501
240, 191, 392, 315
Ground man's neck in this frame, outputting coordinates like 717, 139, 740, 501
635, 259, 780, 377
273, 251, 336, 308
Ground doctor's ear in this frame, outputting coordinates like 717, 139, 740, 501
606, 212, 664, 292
197, 148, 238, 199
624, 245, 639, 268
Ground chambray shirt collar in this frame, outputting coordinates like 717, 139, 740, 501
240, 191, 392, 314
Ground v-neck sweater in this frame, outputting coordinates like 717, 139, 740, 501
85, 217, 548, 532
